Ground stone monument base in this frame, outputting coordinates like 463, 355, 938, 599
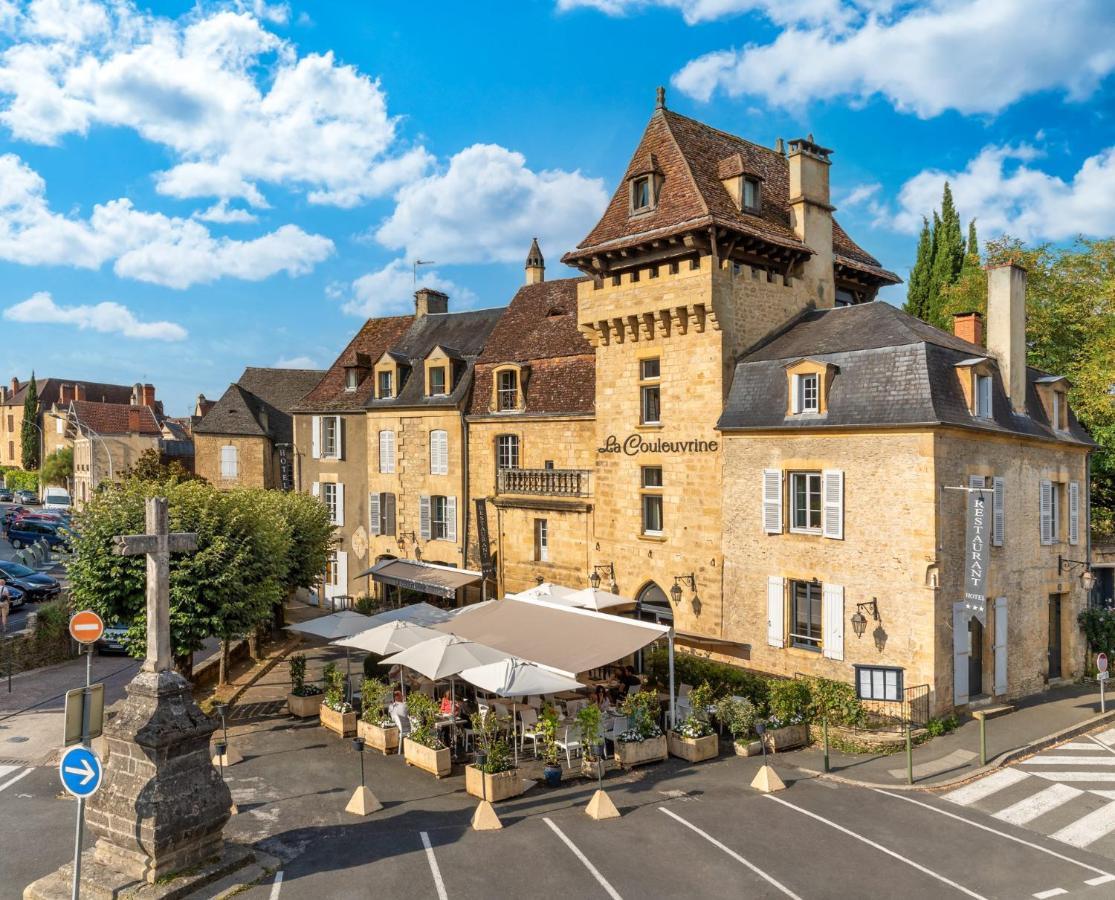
23, 843, 276, 900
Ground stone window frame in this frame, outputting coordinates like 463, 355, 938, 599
954, 357, 995, 420
534, 517, 548, 562
424, 346, 455, 398
639, 354, 662, 426
219, 444, 238, 480
784, 358, 835, 416
491, 364, 525, 412
788, 471, 823, 534
495, 433, 520, 471
431, 495, 450, 541
640, 465, 664, 537
741, 176, 762, 213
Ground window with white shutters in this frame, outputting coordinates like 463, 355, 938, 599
992, 476, 1005, 547
762, 469, 783, 534
790, 579, 823, 651
767, 576, 785, 648
446, 496, 457, 542
822, 469, 844, 540
311, 416, 321, 459
322, 483, 340, 525
822, 583, 844, 660
419, 495, 431, 540
334, 482, 344, 526
379, 430, 396, 473
1039, 480, 1054, 545
370, 493, 381, 536
430, 430, 448, 475
220, 445, 238, 479
1069, 481, 1080, 546
321, 416, 340, 458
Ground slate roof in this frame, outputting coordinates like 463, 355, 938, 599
2, 378, 136, 409
295, 316, 414, 413
195, 367, 325, 443
70, 401, 162, 436
365, 308, 506, 410
562, 106, 898, 286
470, 277, 595, 417
718, 302, 1093, 445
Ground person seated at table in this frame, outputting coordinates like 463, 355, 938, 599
439, 694, 455, 716
619, 665, 642, 689
388, 691, 411, 732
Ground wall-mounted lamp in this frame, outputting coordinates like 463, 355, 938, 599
671, 573, 699, 612
589, 563, 617, 593
1059, 555, 1096, 592
851, 597, 880, 638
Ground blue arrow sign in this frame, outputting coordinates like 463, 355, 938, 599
58, 745, 102, 798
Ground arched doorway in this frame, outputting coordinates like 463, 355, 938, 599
634, 582, 672, 672
968, 617, 984, 697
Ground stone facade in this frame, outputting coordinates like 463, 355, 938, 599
193, 433, 275, 490
73, 432, 162, 507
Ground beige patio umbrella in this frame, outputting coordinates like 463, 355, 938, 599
562, 587, 635, 611
286, 611, 373, 703
333, 621, 443, 699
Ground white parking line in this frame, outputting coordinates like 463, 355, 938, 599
658, 807, 802, 899
766, 795, 986, 899
994, 784, 1084, 826
1032, 888, 1067, 898
1050, 801, 1115, 848
543, 818, 622, 900
419, 831, 448, 900
268, 870, 283, 900
0, 767, 32, 794
944, 768, 1030, 806
875, 790, 1115, 879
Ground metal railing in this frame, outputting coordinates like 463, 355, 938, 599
858, 683, 931, 733
496, 468, 591, 497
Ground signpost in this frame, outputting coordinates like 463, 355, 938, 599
68, 610, 104, 645
1099, 652, 1109, 714
59, 745, 103, 798
64, 683, 104, 747
66, 610, 103, 899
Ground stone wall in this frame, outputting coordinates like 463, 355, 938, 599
193, 434, 273, 490
0, 401, 24, 468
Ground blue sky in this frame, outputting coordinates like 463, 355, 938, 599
1, 0, 1113, 415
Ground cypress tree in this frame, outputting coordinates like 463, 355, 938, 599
20, 372, 40, 471
965, 219, 979, 265
904, 216, 933, 318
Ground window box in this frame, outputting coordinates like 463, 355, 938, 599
403, 737, 452, 778
667, 731, 719, 763
614, 734, 667, 768
320, 704, 357, 738
357, 719, 399, 755
465, 765, 525, 802
287, 692, 322, 719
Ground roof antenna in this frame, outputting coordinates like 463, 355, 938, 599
655, 85, 666, 110
413, 259, 435, 285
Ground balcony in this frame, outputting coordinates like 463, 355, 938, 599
497, 468, 591, 497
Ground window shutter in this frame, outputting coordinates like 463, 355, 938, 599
992, 476, 1005, 547
994, 597, 1008, 696
385, 493, 396, 536
762, 469, 783, 534
336, 551, 348, 597
969, 474, 986, 490
440, 431, 449, 474
419, 495, 431, 540
446, 496, 457, 542
311, 416, 321, 459
369, 493, 381, 536
380, 430, 396, 474
822, 583, 844, 661
766, 576, 784, 648
790, 376, 801, 415
1069, 481, 1080, 546
953, 602, 969, 706
822, 469, 844, 540
1039, 480, 1053, 545
387, 430, 396, 473
430, 430, 448, 475
335, 417, 344, 460
430, 431, 437, 474
334, 482, 344, 526
311, 481, 320, 499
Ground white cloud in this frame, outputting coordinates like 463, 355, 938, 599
890, 144, 1115, 242
0, 2, 430, 206
671, 0, 1115, 117
194, 199, 258, 224
342, 258, 476, 318
375, 143, 608, 265
556, 0, 853, 26
274, 354, 317, 368
0, 152, 333, 288
3, 290, 187, 340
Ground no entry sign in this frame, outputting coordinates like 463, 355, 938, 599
69, 610, 104, 644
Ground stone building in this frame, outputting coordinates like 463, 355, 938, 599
194, 367, 324, 490
70, 398, 165, 506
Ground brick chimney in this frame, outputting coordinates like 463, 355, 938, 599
986, 262, 1028, 414
74, 383, 86, 401
10, 376, 19, 395
127, 407, 142, 433
142, 383, 156, 407
525, 238, 545, 286
952, 311, 984, 347
59, 383, 73, 404
414, 288, 448, 318
787, 135, 836, 307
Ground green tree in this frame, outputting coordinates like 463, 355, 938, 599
39, 447, 73, 486
125, 447, 196, 483
20, 374, 39, 470
904, 216, 933, 319
925, 183, 965, 328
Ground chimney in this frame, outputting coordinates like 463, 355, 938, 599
787, 135, 835, 307
10, 377, 18, 395
525, 237, 545, 286
131, 382, 143, 405
414, 288, 449, 318
59, 383, 73, 404
986, 262, 1028, 413
127, 407, 142, 433
952, 311, 984, 347
74, 383, 86, 401
142, 383, 156, 407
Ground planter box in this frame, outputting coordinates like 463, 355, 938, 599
614, 734, 667, 768
465, 765, 524, 801
581, 757, 606, 780
320, 704, 357, 738
735, 738, 762, 757
667, 731, 719, 763
357, 720, 399, 755
287, 692, 322, 718
765, 724, 810, 752
403, 737, 452, 778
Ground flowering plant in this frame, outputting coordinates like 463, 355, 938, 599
673, 682, 715, 739
289, 654, 323, 697
620, 689, 664, 742
322, 663, 352, 713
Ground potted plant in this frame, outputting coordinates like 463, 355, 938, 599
667, 682, 719, 763
465, 710, 522, 801
357, 677, 399, 754
402, 693, 451, 778
615, 690, 667, 768
287, 654, 324, 718
576, 703, 606, 779
319, 662, 357, 737
536, 705, 563, 787
715, 694, 760, 756
763, 679, 811, 751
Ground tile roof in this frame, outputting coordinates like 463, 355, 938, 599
70, 401, 162, 436
3, 378, 136, 409
195, 367, 325, 442
294, 316, 414, 412
562, 107, 898, 286
719, 302, 1093, 445
365, 308, 506, 410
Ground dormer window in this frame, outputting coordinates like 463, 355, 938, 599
1052, 389, 1068, 431
428, 366, 447, 397
344, 368, 359, 391
785, 359, 833, 416
377, 370, 393, 399
974, 373, 993, 419
498, 370, 518, 410
742, 176, 761, 212
796, 373, 819, 413
632, 176, 651, 211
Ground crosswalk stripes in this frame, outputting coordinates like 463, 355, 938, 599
944, 768, 1030, 806
994, 784, 1083, 826
0, 765, 32, 794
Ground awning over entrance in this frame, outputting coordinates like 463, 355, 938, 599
363, 559, 482, 600
435, 595, 670, 677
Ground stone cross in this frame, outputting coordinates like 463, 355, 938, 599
113, 497, 198, 673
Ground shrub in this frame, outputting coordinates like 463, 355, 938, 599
619, 690, 663, 742
471, 709, 514, 773
1079, 608, 1115, 656
536, 705, 561, 766
675, 681, 716, 739
576, 703, 604, 759
645, 649, 770, 710
360, 677, 394, 724
406, 692, 444, 750
289, 653, 322, 697
354, 595, 382, 616
806, 677, 867, 728
322, 662, 351, 713
767, 678, 810, 728
33, 596, 70, 644
925, 715, 960, 737
715, 695, 758, 740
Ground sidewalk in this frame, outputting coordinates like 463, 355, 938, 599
784, 681, 1115, 789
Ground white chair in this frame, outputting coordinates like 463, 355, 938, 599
391, 709, 412, 739
519, 707, 540, 757
603, 715, 628, 749
555, 726, 583, 768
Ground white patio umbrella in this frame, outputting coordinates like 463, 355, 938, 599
286, 611, 372, 702
562, 587, 634, 612
333, 621, 443, 699
509, 582, 580, 603
456, 657, 584, 765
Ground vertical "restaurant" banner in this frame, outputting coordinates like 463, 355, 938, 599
964, 485, 989, 623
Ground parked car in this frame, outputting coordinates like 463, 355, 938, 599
42, 487, 71, 511
5, 519, 70, 551
1, 506, 27, 528
0, 488, 13, 502
97, 623, 129, 654
13, 490, 37, 505
12, 511, 66, 527
0, 561, 61, 601
0, 583, 27, 610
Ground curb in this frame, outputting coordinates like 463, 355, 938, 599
785, 707, 1115, 792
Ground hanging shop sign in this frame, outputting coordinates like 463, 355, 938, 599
964, 485, 989, 622
597, 434, 719, 456
474, 499, 496, 579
